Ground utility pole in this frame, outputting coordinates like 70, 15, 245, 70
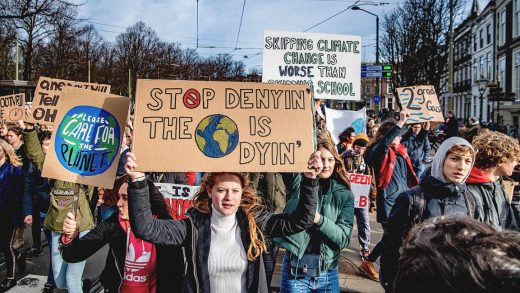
447, 0, 454, 111
15, 31, 19, 80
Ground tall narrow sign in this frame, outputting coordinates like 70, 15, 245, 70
133, 80, 314, 172
42, 87, 130, 189
263, 31, 361, 101
28, 77, 111, 125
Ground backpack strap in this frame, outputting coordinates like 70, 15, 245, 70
463, 189, 476, 219
408, 185, 425, 226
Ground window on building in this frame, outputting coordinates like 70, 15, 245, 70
386, 83, 392, 95
479, 29, 484, 48
487, 52, 492, 80
499, 10, 506, 45
499, 57, 506, 88
473, 60, 478, 81
487, 24, 491, 44
515, 51, 520, 100
474, 34, 477, 51
516, 0, 520, 37
366, 82, 372, 94
387, 97, 393, 111
479, 56, 484, 78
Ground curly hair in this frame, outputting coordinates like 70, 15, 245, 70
472, 131, 520, 169
394, 216, 520, 293
192, 172, 266, 261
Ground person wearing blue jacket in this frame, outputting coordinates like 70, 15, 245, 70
401, 122, 431, 179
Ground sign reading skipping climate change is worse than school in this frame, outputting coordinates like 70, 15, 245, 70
262, 31, 361, 101
133, 80, 315, 172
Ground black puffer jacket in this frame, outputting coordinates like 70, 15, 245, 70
60, 180, 184, 293
380, 169, 474, 291
128, 176, 319, 293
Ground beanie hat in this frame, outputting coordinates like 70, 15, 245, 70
353, 133, 369, 147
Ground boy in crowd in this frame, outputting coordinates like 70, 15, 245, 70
465, 131, 519, 231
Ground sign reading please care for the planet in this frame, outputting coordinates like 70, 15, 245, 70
133, 80, 314, 172
262, 31, 361, 101
42, 87, 130, 189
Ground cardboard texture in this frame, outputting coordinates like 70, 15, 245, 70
28, 77, 111, 125
262, 31, 361, 101
133, 79, 315, 172
0, 93, 25, 124
42, 87, 130, 189
396, 85, 444, 124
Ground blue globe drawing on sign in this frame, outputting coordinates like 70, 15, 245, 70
351, 118, 365, 134
195, 114, 239, 158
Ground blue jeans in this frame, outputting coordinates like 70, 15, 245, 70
280, 253, 340, 293
414, 164, 426, 180
51, 230, 89, 293
354, 208, 371, 250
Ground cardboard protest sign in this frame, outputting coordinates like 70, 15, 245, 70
42, 87, 130, 189
133, 80, 314, 172
396, 85, 444, 124
324, 107, 366, 145
262, 31, 361, 101
348, 173, 371, 209
0, 93, 25, 124
154, 183, 199, 220
28, 77, 111, 125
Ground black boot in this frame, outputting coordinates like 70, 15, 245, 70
16, 252, 26, 276
0, 278, 17, 292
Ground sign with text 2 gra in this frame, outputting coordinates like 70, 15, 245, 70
396, 85, 444, 124
0, 93, 25, 124
28, 77, 111, 125
262, 31, 361, 101
133, 80, 314, 172
42, 87, 130, 189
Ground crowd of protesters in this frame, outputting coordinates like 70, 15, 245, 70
0, 102, 519, 293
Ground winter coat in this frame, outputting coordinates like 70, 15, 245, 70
466, 178, 518, 231
446, 117, 459, 138
60, 180, 184, 293
344, 151, 377, 212
365, 124, 410, 223
401, 128, 431, 170
0, 161, 28, 227
22, 129, 94, 232
128, 176, 319, 293
380, 137, 476, 291
275, 173, 354, 271
249, 172, 286, 213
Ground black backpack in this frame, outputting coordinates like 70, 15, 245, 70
408, 185, 476, 226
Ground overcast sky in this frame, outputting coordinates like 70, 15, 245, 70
76, 0, 488, 72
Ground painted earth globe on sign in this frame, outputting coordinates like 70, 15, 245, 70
195, 114, 239, 158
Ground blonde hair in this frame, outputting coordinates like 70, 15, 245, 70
0, 139, 22, 167
192, 172, 266, 261
472, 131, 520, 169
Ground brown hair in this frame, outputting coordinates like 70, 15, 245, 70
446, 144, 474, 159
192, 172, 266, 261
367, 118, 397, 150
472, 131, 520, 169
0, 139, 22, 167
316, 131, 350, 187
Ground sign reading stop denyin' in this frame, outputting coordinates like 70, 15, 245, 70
262, 31, 361, 101
133, 80, 314, 172
29, 77, 111, 125
348, 173, 372, 209
42, 87, 130, 189
0, 93, 25, 124
154, 183, 199, 220
396, 85, 444, 124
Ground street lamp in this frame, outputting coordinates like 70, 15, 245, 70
477, 78, 489, 123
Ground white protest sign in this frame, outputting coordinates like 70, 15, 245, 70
324, 107, 366, 145
154, 183, 199, 220
263, 31, 361, 101
348, 173, 371, 209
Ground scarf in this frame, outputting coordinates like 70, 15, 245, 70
465, 166, 492, 184
119, 215, 157, 293
378, 144, 418, 189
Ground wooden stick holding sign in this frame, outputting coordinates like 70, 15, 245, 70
396, 85, 444, 124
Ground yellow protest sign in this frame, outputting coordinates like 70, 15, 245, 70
396, 85, 444, 123
28, 77, 111, 125
133, 80, 315, 172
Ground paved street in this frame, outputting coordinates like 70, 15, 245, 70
1, 210, 384, 293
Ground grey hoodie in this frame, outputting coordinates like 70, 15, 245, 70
431, 137, 475, 184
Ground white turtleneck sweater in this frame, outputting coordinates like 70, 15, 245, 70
208, 207, 248, 293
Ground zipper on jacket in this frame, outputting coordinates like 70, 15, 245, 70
186, 214, 200, 293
